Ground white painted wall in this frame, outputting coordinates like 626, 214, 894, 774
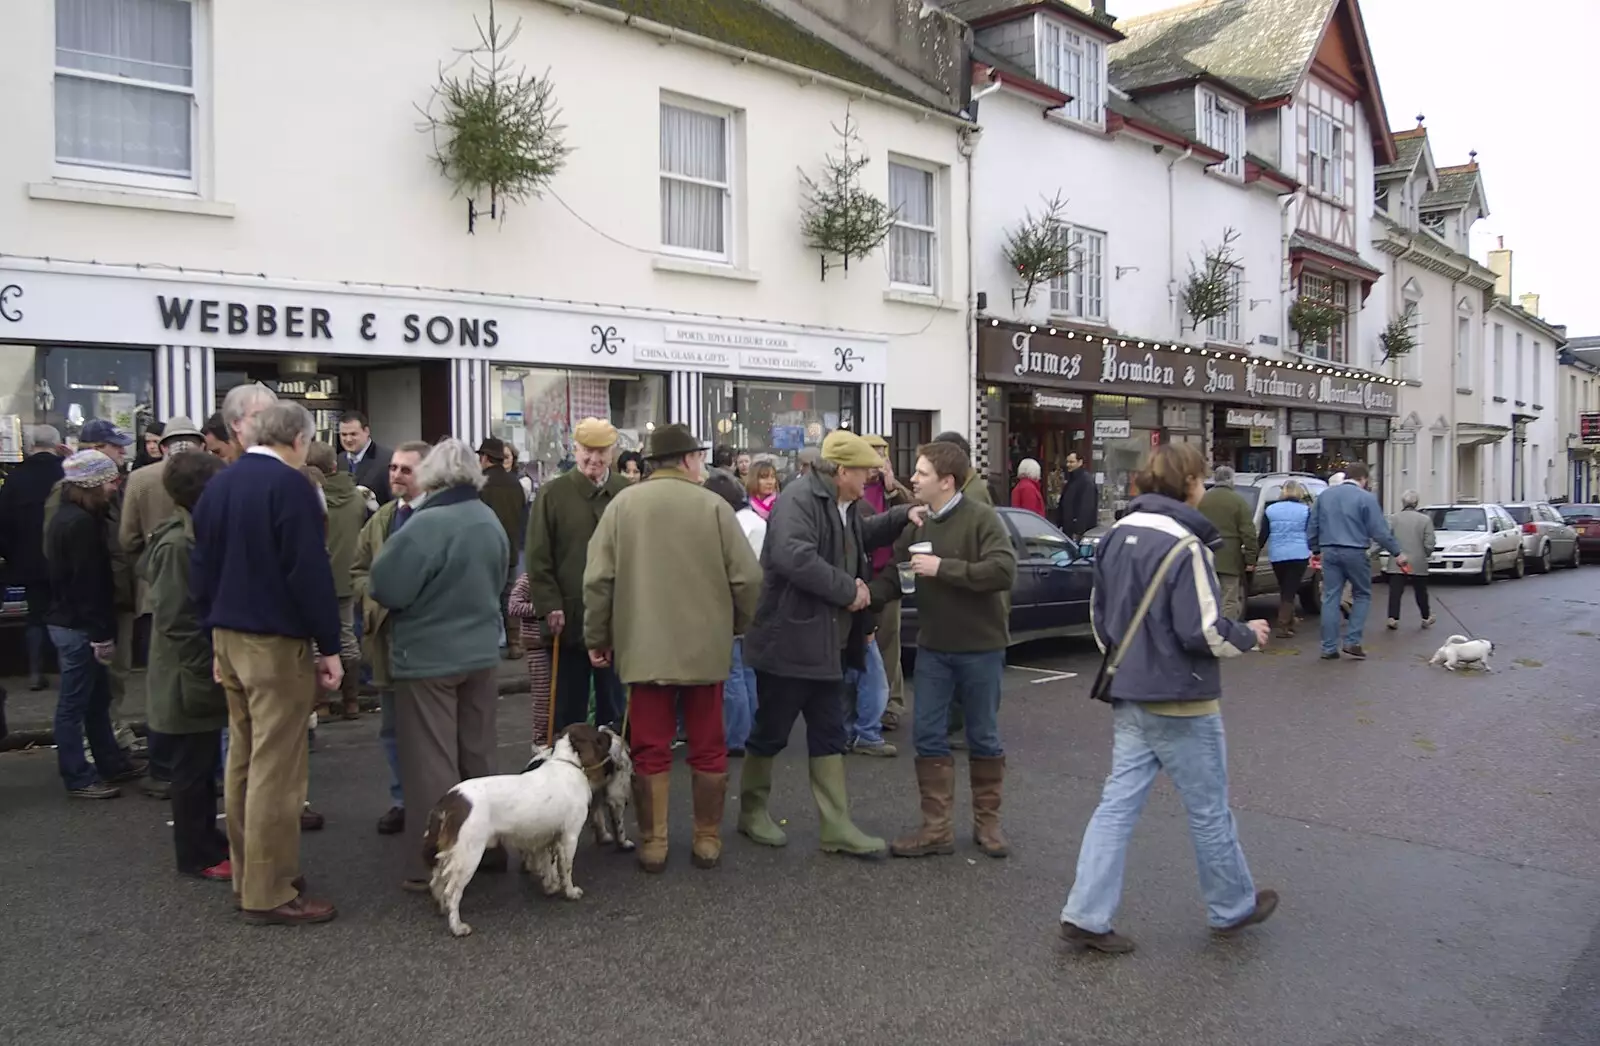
0, 0, 969, 429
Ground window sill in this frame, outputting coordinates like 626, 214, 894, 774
651, 256, 759, 282
884, 289, 959, 310
28, 181, 236, 218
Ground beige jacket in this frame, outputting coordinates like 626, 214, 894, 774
120, 459, 178, 613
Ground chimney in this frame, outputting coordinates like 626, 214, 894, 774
1519, 292, 1540, 317
1487, 237, 1513, 298
1092, 0, 1107, 16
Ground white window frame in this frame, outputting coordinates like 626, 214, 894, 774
1492, 322, 1505, 396
1036, 16, 1106, 128
1456, 312, 1473, 391
1514, 331, 1524, 402
1049, 225, 1106, 323
887, 158, 939, 293
658, 96, 736, 263
1306, 108, 1345, 201
1533, 339, 1542, 405
1196, 88, 1244, 179
53, 0, 204, 193
1298, 273, 1347, 363
1204, 264, 1244, 344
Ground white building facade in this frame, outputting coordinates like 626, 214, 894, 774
1480, 289, 1564, 505
0, 0, 972, 479
1558, 338, 1600, 502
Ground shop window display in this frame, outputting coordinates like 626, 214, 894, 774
1091, 394, 1160, 526
0, 344, 155, 461
491, 366, 664, 488
704, 380, 857, 481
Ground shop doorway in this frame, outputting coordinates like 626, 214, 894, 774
1004, 390, 1088, 514
214, 353, 447, 449
1211, 408, 1278, 473
890, 409, 932, 481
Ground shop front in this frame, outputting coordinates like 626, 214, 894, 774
0, 258, 888, 481
977, 320, 1401, 525
1288, 410, 1393, 488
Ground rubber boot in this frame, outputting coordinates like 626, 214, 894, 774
339, 659, 361, 720
736, 755, 787, 847
808, 755, 886, 859
891, 756, 956, 857
969, 755, 1009, 858
690, 771, 727, 869
631, 772, 670, 873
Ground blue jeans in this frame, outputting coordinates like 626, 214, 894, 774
380, 690, 403, 806
723, 638, 759, 750
47, 625, 131, 791
912, 648, 1004, 758
845, 638, 890, 746
1061, 701, 1256, 933
1320, 546, 1372, 654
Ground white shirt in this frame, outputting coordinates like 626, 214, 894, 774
736, 506, 767, 559
246, 445, 290, 467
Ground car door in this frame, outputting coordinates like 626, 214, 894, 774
1490, 507, 1518, 567
1000, 508, 1090, 635
1541, 503, 1577, 557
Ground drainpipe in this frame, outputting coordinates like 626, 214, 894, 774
959, 123, 980, 452
1166, 146, 1192, 336
1279, 189, 1302, 356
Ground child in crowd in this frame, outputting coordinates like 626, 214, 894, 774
506, 573, 554, 749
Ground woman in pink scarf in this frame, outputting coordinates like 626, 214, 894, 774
745, 460, 779, 519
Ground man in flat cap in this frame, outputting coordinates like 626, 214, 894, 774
525, 418, 632, 732
739, 430, 921, 860
583, 423, 762, 873
478, 436, 527, 659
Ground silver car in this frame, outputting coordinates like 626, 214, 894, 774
1503, 502, 1583, 572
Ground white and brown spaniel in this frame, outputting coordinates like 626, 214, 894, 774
525, 724, 635, 853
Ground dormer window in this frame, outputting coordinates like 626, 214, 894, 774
1197, 89, 1244, 179
1037, 18, 1105, 127
1375, 186, 1390, 213
1420, 211, 1447, 239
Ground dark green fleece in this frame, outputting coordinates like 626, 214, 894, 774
870, 496, 1016, 653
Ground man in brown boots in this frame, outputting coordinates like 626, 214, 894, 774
870, 440, 1016, 860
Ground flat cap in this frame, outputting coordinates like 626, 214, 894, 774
573, 417, 619, 449
820, 429, 880, 469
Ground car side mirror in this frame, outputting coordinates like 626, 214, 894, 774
1078, 541, 1096, 560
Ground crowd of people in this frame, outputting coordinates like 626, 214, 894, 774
4, 386, 1351, 952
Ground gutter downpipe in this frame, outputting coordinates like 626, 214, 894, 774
960, 121, 981, 447
1167, 146, 1192, 337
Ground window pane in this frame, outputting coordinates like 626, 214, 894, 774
890, 226, 933, 287
660, 178, 725, 254
889, 163, 932, 226
57, 0, 192, 86
660, 104, 726, 183
55, 74, 191, 174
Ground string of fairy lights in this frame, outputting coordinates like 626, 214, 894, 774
988, 317, 1406, 387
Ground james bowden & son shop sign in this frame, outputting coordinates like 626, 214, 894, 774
979, 327, 1396, 415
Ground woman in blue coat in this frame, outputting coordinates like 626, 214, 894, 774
1260, 480, 1312, 637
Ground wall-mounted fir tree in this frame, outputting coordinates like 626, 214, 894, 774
799, 105, 897, 280
1289, 295, 1347, 348
1002, 192, 1077, 308
1379, 307, 1418, 363
417, 0, 571, 233
1179, 228, 1241, 330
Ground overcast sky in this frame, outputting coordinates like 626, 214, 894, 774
1108, 0, 1597, 335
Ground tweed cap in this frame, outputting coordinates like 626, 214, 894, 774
861, 433, 889, 452
62, 449, 119, 487
820, 429, 880, 469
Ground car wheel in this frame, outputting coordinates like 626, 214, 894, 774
1478, 554, 1494, 585
1298, 570, 1323, 615
1507, 551, 1525, 580
1530, 543, 1549, 574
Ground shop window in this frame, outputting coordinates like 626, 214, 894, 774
704, 379, 857, 482
660, 98, 733, 260
55, 0, 198, 189
1050, 227, 1106, 322
0, 343, 156, 460
491, 366, 664, 485
888, 161, 937, 291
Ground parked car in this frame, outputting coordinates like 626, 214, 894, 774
1555, 503, 1600, 562
1418, 503, 1525, 584
1502, 502, 1582, 572
898, 507, 1095, 652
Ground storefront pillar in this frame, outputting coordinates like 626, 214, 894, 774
155, 344, 214, 423
670, 370, 705, 440
451, 358, 490, 450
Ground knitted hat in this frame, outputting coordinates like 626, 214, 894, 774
62, 449, 119, 487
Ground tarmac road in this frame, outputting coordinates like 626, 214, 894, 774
1, 566, 1597, 1046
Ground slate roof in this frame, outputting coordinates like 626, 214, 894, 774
942, 0, 1119, 34
583, 0, 927, 107
1377, 128, 1426, 177
1289, 231, 1381, 280
1107, 0, 1333, 100
1422, 165, 1483, 211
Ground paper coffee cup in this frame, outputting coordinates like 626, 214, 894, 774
908, 542, 933, 555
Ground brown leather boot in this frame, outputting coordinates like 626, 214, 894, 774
890, 756, 956, 858
1275, 601, 1295, 638
339, 660, 361, 720
969, 755, 1009, 858
690, 771, 727, 869
631, 772, 670, 873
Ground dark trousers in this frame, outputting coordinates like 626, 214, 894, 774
553, 645, 624, 732
1386, 573, 1431, 622
170, 729, 227, 875
47, 625, 131, 791
748, 670, 847, 759
147, 729, 177, 783
1271, 559, 1309, 607
24, 582, 51, 680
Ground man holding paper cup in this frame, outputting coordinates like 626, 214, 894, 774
869, 439, 1018, 859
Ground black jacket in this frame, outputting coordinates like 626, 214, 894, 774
45, 500, 117, 642
337, 442, 392, 506
744, 471, 911, 681
0, 452, 65, 585
1058, 468, 1098, 539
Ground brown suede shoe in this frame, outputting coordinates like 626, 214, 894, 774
241, 894, 337, 926
1212, 889, 1280, 935
300, 807, 325, 831
1060, 921, 1136, 954
689, 771, 727, 869
969, 755, 1009, 858
233, 877, 307, 910
376, 806, 405, 835
890, 756, 956, 858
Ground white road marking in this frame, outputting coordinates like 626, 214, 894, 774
1008, 665, 1079, 685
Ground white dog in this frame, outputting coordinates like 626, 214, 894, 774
525, 725, 635, 852
1429, 634, 1495, 672
422, 724, 612, 937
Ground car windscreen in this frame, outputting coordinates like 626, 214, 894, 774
1425, 507, 1486, 532
1557, 504, 1600, 521
1504, 506, 1533, 523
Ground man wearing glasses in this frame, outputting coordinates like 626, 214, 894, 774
350, 441, 432, 835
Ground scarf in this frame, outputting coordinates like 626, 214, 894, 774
749, 492, 777, 520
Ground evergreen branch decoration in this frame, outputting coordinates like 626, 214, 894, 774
1288, 295, 1347, 345
1002, 192, 1077, 308
799, 105, 897, 280
417, 0, 571, 233
1180, 228, 1241, 329
1379, 309, 1418, 363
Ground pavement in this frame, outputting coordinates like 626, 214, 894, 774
2, 569, 1598, 1046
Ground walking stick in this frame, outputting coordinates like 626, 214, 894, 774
547, 640, 560, 748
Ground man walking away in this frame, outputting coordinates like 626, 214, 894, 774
476, 437, 527, 660
191, 402, 344, 926
869, 441, 1017, 859
351, 442, 430, 835
308, 442, 366, 719
1197, 466, 1258, 622
1307, 464, 1404, 660
1057, 451, 1097, 540
336, 411, 391, 506
740, 431, 914, 860
1385, 490, 1436, 630
0, 425, 65, 692
584, 424, 762, 873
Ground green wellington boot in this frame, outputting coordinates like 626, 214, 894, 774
809, 755, 887, 859
737, 755, 788, 847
